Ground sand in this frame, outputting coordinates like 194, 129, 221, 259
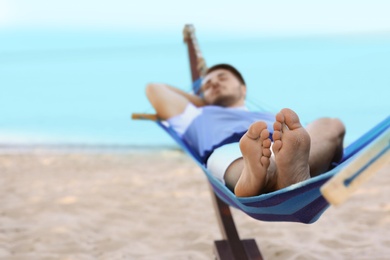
0, 147, 389, 260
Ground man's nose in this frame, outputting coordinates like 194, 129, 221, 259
210, 80, 220, 88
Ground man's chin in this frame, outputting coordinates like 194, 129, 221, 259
212, 96, 237, 107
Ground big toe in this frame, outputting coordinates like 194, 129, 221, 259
246, 121, 268, 140
280, 108, 302, 130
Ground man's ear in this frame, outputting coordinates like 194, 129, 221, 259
242, 84, 247, 98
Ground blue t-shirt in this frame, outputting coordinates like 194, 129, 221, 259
182, 106, 275, 164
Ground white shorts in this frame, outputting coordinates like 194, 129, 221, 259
167, 104, 242, 184
207, 143, 243, 184
207, 141, 274, 184
167, 103, 254, 184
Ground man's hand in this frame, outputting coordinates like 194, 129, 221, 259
145, 83, 206, 120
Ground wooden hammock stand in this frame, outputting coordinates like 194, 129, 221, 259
133, 24, 263, 260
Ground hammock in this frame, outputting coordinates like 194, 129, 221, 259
132, 24, 390, 259
155, 116, 389, 223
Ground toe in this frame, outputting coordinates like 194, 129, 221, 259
275, 111, 285, 124
273, 120, 283, 132
272, 140, 282, 153
260, 128, 270, 140
261, 156, 270, 167
272, 130, 282, 141
246, 121, 267, 140
281, 108, 302, 130
263, 148, 271, 157
263, 138, 271, 148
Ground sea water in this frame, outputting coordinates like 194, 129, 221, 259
0, 30, 389, 148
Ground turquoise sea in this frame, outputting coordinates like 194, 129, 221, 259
1, 30, 389, 148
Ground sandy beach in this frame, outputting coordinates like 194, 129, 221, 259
0, 147, 389, 260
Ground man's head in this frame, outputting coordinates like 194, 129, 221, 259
201, 64, 246, 108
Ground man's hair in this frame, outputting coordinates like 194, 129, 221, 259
205, 64, 246, 86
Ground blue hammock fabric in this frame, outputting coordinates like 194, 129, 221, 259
157, 115, 390, 224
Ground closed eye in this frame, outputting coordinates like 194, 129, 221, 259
217, 72, 228, 81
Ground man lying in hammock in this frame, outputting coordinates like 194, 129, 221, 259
146, 64, 346, 197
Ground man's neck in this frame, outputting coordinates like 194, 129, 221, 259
226, 101, 246, 108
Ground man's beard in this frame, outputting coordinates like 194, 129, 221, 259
212, 94, 241, 107
211, 86, 244, 107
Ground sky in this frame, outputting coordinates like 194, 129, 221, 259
0, 0, 389, 146
1, 0, 390, 36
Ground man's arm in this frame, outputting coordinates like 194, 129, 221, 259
145, 83, 206, 120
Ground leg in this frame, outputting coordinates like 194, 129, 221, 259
225, 108, 345, 196
228, 108, 312, 196
306, 118, 345, 176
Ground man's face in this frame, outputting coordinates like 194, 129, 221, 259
201, 69, 246, 107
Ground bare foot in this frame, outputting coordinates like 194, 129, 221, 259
234, 121, 272, 197
272, 108, 311, 190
